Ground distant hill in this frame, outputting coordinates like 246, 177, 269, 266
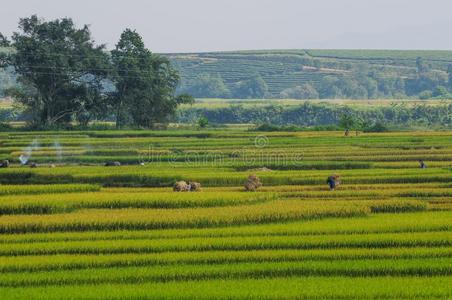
2, 49, 452, 100
166, 49, 452, 99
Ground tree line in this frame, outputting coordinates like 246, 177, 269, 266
0, 15, 192, 128
178, 102, 452, 129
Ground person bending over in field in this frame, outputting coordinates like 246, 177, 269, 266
419, 160, 427, 169
344, 129, 350, 137
327, 175, 340, 191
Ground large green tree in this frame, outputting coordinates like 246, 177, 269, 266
279, 83, 319, 99
180, 73, 230, 98
111, 29, 192, 128
232, 75, 268, 98
1, 16, 110, 127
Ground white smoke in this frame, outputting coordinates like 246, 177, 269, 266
53, 139, 63, 161
19, 138, 40, 165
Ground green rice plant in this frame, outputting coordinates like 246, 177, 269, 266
0, 258, 450, 287
0, 129, 450, 300
0, 184, 100, 196
1, 247, 451, 273
2, 276, 450, 300
0, 200, 370, 233
0, 231, 450, 256
0, 191, 276, 214
1, 211, 450, 244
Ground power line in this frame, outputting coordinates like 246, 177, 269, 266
12, 70, 173, 80
14, 65, 159, 76
4, 48, 164, 62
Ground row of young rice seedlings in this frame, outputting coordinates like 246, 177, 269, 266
1, 231, 450, 256
1, 276, 450, 300
1, 247, 451, 273
1, 211, 450, 244
0, 257, 450, 287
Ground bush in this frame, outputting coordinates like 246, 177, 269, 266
364, 122, 389, 132
419, 90, 433, 100
254, 123, 303, 132
0, 122, 13, 131
197, 116, 209, 128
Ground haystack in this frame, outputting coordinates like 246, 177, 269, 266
173, 181, 190, 192
244, 174, 262, 191
0, 160, 9, 168
189, 181, 202, 192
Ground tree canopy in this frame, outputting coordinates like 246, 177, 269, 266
0, 16, 192, 128
110, 29, 192, 128
2, 16, 110, 127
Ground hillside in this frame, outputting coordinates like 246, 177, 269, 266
167, 49, 452, 99
2, 49, 452, 100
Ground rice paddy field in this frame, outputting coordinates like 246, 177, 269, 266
0, 129, 451, 299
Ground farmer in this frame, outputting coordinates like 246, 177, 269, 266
344, 129, 350, 137
419, 160, 427, 169
327, 175, 339, 191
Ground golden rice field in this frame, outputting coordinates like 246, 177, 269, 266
0, 129, 451, 299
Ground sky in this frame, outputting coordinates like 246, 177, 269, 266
1, 0, 451, 53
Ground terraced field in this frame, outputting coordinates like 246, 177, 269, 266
0, 129, 451, 299
167, 50, 452, 96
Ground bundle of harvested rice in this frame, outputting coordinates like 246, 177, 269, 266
244, 174, 262, 191
189, 181, 202, 192
173, 181, 190, 192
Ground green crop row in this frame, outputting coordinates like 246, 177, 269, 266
0, 200, 373, 233
0, 184, 100, 196
1, 211, 449, 244
1, 231, 450, 256
0, 191, 276, 215
1, 258, 451, 287
1, 247, 451, 273
2, 276, 451, 299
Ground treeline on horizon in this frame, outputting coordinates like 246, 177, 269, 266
178, 102, 452, 131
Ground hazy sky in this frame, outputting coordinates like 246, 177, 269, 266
1, 0, 451, 53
